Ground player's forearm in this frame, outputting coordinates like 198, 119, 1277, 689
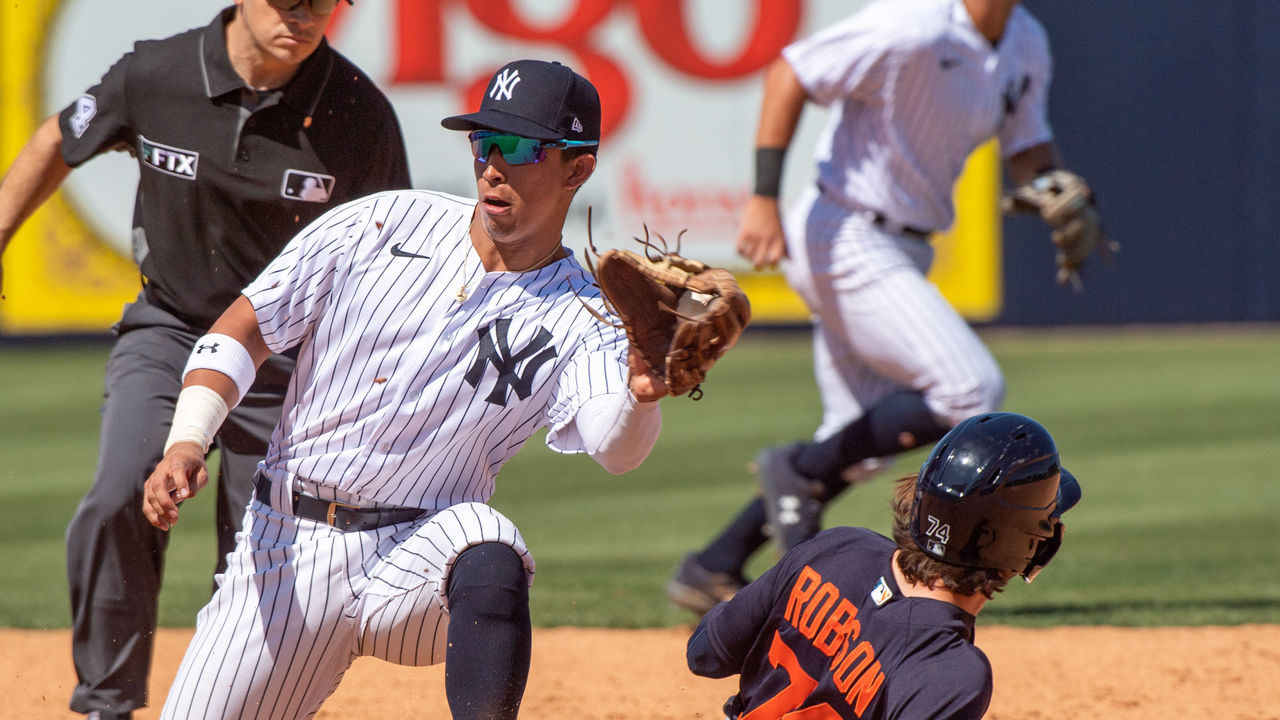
1006, 142, 1060, 186
755, 57, 809, 151
749, 58, 808, 200
165, 295, 272, 453
205, 296, 274, 370
576, 390, 662, 475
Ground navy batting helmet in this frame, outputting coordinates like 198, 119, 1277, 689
910, 412, 1081, 581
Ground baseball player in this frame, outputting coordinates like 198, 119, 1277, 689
668, 0, 1104, 616
0, 2, 408, 718
687, 412, 1082, 719
140, 59, 674, 720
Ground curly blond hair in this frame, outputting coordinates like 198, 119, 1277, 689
890, 475, 1011, 599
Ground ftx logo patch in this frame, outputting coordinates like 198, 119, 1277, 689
139, 135, 198, 180
281, 170, 335, 203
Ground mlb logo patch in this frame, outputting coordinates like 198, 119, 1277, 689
139, 135, 198, 180
870, 577, 893, 606
281, 170, 335, 203
70, 95, 96, 139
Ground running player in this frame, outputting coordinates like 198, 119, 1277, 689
668, 0, 1100, 615
687, 412, 1082, 719
141, 59, 669, 719
0, 3, 408, 717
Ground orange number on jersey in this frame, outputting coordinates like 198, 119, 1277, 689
740, 631, 842, 720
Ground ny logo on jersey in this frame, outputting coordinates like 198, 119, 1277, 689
464, 318, 558, 406
490, 68, 522, 101
1002, 74, 1032, 117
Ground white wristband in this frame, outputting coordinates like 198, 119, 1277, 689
183, 333, 257, 405
164, 385, 230, 455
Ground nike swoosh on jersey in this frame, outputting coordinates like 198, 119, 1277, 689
390, 243, 430, 259
940, 58, 961, 70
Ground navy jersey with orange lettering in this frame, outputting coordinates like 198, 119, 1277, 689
687, 527, 992, 719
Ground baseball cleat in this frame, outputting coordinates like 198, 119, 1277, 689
758, 444, 824, 553
666, 553, 745, 616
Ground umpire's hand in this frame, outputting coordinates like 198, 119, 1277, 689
143, 443, 209, 531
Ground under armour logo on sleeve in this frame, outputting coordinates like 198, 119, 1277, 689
196, 343, 220, 354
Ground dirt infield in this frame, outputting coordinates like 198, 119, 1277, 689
4, 625, 1278, 719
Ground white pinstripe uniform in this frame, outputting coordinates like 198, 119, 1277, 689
780, 0, 1052, 478
160, 189, 632, 719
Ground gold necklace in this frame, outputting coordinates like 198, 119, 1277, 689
456, 242, 563, 303
456, 249, 474, 303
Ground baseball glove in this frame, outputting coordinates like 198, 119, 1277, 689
582, 217, 750, 399
1002, 169, 1115, 289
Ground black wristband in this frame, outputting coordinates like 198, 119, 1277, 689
753, 147, 786, 198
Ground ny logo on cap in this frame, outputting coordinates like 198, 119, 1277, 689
490, 68, 522, 101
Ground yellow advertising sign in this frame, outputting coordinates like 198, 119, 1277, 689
1, 0, 140, 334
930, 139, 1004, 322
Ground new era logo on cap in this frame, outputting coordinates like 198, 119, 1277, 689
441, 59, 601, 142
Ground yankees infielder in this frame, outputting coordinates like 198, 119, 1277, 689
0, 2, 407, 718
669, 0, 1099, 616
687, 412, 1082, 719
142, 59, 668, 719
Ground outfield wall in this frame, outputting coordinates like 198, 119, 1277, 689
1002, 0, 1280, 324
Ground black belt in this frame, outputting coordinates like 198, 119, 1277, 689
254, 474, 426, 532
871, 213, 932, 240
814, 182, 932, 240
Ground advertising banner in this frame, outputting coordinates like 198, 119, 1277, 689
1, 0, 1001, 333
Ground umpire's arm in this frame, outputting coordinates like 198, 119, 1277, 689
142, 296, 271, 530
0, 115, 73, 293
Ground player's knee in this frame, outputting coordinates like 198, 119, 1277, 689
927, 365, 1005, 427
447, 543, 529, 621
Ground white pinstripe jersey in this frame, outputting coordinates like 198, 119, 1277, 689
242, 189, 629, 510
785, 0, 1053, 231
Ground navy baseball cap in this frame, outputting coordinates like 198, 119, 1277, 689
441, 59, 600, 142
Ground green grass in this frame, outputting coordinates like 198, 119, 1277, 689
2, 325, 1279, 629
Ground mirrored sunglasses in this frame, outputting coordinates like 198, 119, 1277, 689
468, 131, 598, 166
265, 0, 349, 15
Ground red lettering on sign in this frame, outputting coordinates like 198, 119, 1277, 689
634, 0, 801, 78
354, 0, 803, 138
620, 161, 747, 233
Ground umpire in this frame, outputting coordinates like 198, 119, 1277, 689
0, 2, 410, 718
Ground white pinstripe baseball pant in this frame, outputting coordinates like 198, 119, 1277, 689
783, 185, 1005, 477
159, 491, 534, 720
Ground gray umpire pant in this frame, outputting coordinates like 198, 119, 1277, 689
66, 293, 293, 716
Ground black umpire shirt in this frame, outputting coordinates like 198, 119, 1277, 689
58, 7, 412, 330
